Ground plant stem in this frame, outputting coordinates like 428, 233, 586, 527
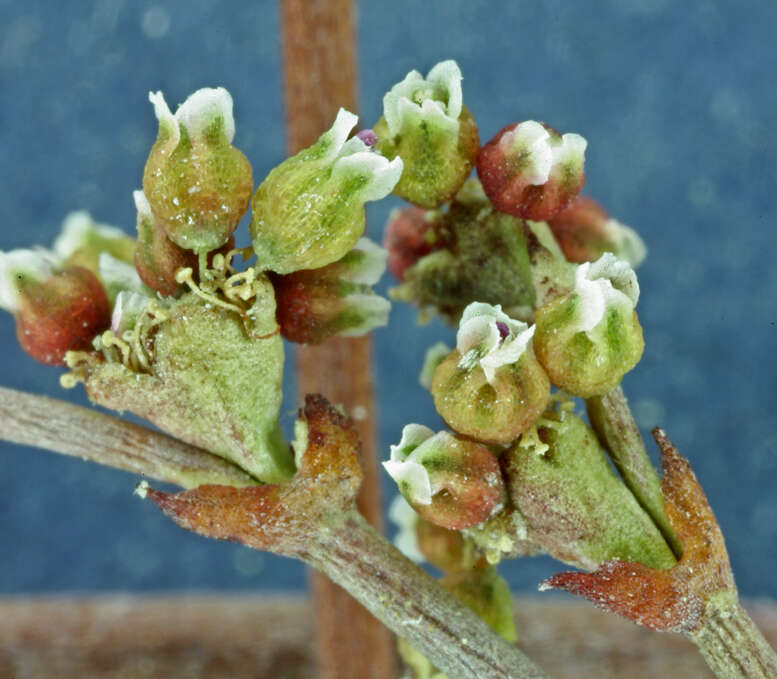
307, 509, 549, 679
279, 1, 396, 676
0, 386, 256, 488
586, 385, 683, 557
689, 598, 777, 679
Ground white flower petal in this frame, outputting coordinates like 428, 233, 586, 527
111, 290, 151, 334
53, 211, 128, 259
390, 423, 434, 462
148, 90, 180, 148
387, 495, 424, 563
0, 249, 56, 312
175, 87, 235, 143
500, 121, 553, 185
573, 254, 639, 334
99, 252, 145, 296
383, 458, 433, 505
332, 151, 403, 203
340, 238, 388, 286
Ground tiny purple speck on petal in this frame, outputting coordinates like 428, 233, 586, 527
356, 129, 378, 149
496, 321, 510, 340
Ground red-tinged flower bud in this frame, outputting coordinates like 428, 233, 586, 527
547, 196, 646, 267
4, 260, 110, 365
382, 206, 443, 280
477, 120, 587, 220
270, 238, 390, 344
143, 88, 253, 255
383, 424, 505, 530
431, 302, 549, 444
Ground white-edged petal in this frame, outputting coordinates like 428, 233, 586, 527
336, 293, 391, 337
604, 218, 647, 268
53, 211, 128, 259
573, 253, 639, 334
175, 87, 235, 143
111, 290, 151, 334
133, 189, 153, 220
426, 59, 463, 121
499, 121, 553, 185
148, 90, 180, 148
99, 252, 145, 296
319, 108, 359, 163
390, 423, 434, 462
332, 151, 404, 203
419, 341, 452, 390
383, 458, 433, 505
550, 132, 587, 172
0, 249, 57, 312
341, 238, 388, 285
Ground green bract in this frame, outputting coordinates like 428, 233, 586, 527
250, 108, 403, 274
65, 276, 294, 485
504, 409, 676, 571
143, 88, 253, 255
374, 60, 479, 208
533, 253, 644, 397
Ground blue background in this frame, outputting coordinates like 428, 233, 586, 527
1, 0, 776, 598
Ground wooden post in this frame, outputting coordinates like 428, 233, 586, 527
279, 1, 397, 677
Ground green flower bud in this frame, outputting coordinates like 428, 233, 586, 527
431, 303, 549, 444
383, 424, 505, 530
250, 109, 403, 273
504, 408, 676, 571
374, 60, 479, 208
270, 238, 391, 344
64, 273, 294, 484
533, 253, 644, 397
392, 179, 536, 323
53, 211, 136, 273
143, 88, 253, 255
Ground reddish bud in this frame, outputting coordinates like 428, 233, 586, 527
383, 206, 443, 280
477, 120, 586, 220
15, 266, 110, 365
547, 196, 646, 267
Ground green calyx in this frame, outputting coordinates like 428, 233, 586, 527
504, 409, 676, 571
66, 274, 294, 485
534, 290, 644, 398
250, 109, 402, 274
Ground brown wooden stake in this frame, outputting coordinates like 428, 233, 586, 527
279, 1, 397, 677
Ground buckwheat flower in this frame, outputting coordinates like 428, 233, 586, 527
53, 211, 136, 273
143, 87, 253, 255
383, 424, 505, 530
478, 120, 587, 220
374, 60, 479, 208
534, 253, 644, 397
251, 108, 403, 273
431, 303, 549, 444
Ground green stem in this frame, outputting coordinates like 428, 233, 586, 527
689, 597, 777, 679
586, 385, 682, 557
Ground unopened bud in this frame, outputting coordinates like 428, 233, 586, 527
392, 179, 535, 322
53, 211, 135, 273
271, 238, 391, 344
504, 408, 675, 571
533, 253, 644, 397
431, 303, 549, 444
143, 88, 252, 254
0, 250, 110, 365
383, 424, 505, 530
477, 120, 586, 220
547, 196, 646, 267
374, 60, 479, 208
251, 109, 402, 273
382, 206, 443, 280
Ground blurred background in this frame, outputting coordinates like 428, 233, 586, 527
1, 0, 775, 598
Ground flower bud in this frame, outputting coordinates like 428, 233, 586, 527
133, 189, 197, 297
0, 250, 110, 365
374, 60, 479, 208
270, 238, 391, 344
143, 88, 252, 255
53, 211, 136, 273
431, 303, 549, 444
547, 196, 646, 267
64, 274, 294, 484
533, 253, 644, 397
392, 179, 535, 323
251, 109, 403, 274
477, 120, 586, 220
503, 408, 676, 571
383, 424, 505, 530
382, 206, 443, 280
